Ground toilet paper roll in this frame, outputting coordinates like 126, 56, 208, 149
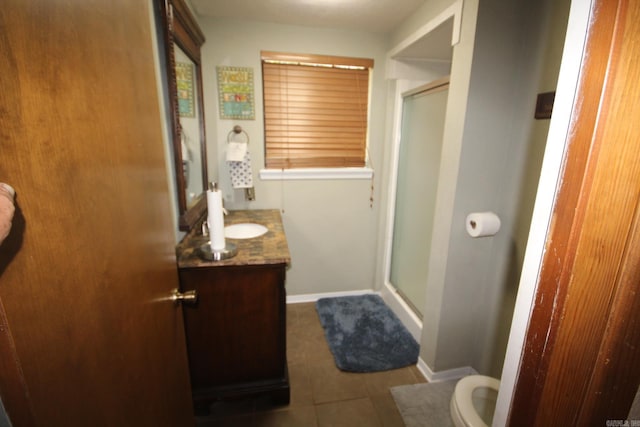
466, 212, 501, 238
206, 189, 226, 250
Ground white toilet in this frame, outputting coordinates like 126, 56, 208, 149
450, 375, 500, 427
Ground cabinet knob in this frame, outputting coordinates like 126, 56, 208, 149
170, 288, 198, 305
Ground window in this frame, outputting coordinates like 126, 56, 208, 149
261, 51, 374, 169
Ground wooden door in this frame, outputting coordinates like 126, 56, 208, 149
509, 0, 640, 424
0, 1, 194, 426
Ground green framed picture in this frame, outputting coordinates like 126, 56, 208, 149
216, 66, 255, 120
176, 62, 195, 118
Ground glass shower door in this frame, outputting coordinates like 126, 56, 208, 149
390, 85, 449, 318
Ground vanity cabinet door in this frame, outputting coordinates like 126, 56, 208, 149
179, 264, 287, 391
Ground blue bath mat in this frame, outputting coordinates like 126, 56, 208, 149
316, 294, 419, 372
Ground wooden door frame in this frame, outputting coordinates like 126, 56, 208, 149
509, 0, 640, 423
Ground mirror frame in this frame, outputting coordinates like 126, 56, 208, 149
156, 0, 208, 231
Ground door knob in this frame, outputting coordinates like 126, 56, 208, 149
171, 288, 198, 305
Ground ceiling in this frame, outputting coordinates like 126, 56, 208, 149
190, 0, 427, 34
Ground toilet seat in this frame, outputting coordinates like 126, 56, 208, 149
450, 375, 500, 427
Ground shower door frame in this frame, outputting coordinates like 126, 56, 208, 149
382, 77, 450, 339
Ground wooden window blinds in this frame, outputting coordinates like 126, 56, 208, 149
261, 51, 374, 169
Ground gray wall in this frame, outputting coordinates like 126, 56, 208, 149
439, 0, 554, 375
385, 0, 570, 375
197, 18, 389, 296
485, 0, 571, 377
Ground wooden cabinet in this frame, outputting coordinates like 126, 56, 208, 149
179, 263, 289, 406
175, 210, 291, 410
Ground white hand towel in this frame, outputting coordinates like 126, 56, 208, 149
226, 142, 248, 162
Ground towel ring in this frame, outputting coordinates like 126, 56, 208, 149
227, 125, 249, 144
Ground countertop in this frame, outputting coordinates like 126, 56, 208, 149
176, 209, 291, 268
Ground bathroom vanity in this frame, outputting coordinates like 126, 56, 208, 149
175, 209, 291, 410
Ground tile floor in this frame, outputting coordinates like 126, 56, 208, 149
196, 302, 427, 426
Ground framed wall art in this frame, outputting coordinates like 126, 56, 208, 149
176, 62, 195, 118
535, 91, 555, 119
216, 66, 255, 120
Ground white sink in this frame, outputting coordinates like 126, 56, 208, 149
224, 223, 268, 239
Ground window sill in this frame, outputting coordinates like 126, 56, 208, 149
259, 167, 374, 181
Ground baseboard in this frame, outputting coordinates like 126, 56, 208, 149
286, 289, 378, 304
416, 358, 477, 383
379, 283, 422, 342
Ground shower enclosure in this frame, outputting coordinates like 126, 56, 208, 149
389, 82, 449, 317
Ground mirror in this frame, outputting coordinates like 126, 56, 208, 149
174, 44, 205, 210
156, 0, 208, 231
